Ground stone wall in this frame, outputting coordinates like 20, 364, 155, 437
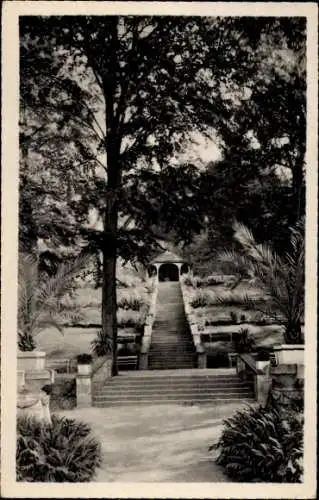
269, 363, 304, 411
76, 356, 113, 407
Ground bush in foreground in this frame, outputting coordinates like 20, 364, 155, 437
210, 405, 303, 482
17, 415, 102, 482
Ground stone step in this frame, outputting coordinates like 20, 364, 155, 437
149, 352, 195, 356
149, 358, 196, 363
95, 385, 252, 395
149, 342, 194, 347
150, 340, 194, 344
149, 366, 197, 370
93, 392, 253, 403
115, 368, 237, 376
112, 371, 238, 378
92, 396, 255, 407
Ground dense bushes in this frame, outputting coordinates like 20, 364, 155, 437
190, 291, 212, 308
184, 275, 225, 288
49, 379, 76, 410
210, 405, 303, 482
117, 294, 144, 311
17, 415, 102, 482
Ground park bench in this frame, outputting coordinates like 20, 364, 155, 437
46, 358, 77, 374
117, 355, 138, 370
227, 352, 237, 368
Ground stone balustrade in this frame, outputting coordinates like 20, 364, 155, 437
139, 276, 158, 370
76, 355, 112, 407
180, 280, 207, 368
236, 353, 272, 405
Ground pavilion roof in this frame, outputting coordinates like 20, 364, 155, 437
150, 250, 187, 264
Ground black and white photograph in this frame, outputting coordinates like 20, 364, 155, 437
1, 1, 317, 498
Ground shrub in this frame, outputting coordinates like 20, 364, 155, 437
17, 415, 102, 482
201, 275, 225, 287
91, 330, 112, 357
18, 332, 36, 351
233, 328, 256, 353
117, 294, 144, 311
183, 275, 201, 288
190, 291, 212, 308
216, 291, 249, 306
230, 311, 238, 324
77, 353, 92, 364
255, 347, 273, 361
210, 406, 303, 482
49, 380, 76, 410
117, 309, 145, 332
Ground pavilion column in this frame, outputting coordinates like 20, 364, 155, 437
154, 263, 160, 279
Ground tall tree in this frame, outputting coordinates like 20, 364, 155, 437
20, 16, 305, 374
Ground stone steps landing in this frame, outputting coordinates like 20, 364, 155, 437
92, 369, 255, 407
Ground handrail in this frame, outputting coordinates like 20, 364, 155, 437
180, 280, 206, 358
140, 276, 158, 356
238, 354, 265, 375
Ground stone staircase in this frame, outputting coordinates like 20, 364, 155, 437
148, 282, 196, 370
92, 369, 255, 407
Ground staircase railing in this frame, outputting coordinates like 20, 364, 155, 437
180, 280, 207, 368
139, 276, 158, 370
236, 353, 271, 405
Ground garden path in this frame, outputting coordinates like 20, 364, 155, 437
59, 402, 249, 482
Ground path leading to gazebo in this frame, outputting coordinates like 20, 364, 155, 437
59, 402, 251, 482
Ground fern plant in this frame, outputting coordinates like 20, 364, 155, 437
17, 415, 102, 482
218, 221, 304, 344
18, 252, 89, 351
91, 329, 112, 357
210, 405, 303, 482
233, 328, 256, 353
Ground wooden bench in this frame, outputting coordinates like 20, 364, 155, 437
117, 355, 138, 370
46, 358, 71, 373
227, 352, 237, 368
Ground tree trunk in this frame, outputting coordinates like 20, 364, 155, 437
102, 197, 119, 376
101, 18, 122, 376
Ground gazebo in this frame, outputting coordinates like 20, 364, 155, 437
148, 250, 190, 282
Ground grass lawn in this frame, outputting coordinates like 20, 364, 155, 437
38, 265, 152, 359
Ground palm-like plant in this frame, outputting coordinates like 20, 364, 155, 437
18, 252, 90, 351
218, 221, 304, 344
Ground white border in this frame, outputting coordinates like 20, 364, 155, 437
1, 2, 318, 498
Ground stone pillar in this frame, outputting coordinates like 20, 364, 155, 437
197, 351, 207, 369
176, 263, 182, 280
255, 371, 272, 406
139, 353, 148, 370
76, 365, 92, 407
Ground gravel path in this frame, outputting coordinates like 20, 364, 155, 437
58, 402, 249, 482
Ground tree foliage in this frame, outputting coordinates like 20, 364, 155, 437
19, 16, 306, 369
218, 221, 304, 344
18, 253, 90, 350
